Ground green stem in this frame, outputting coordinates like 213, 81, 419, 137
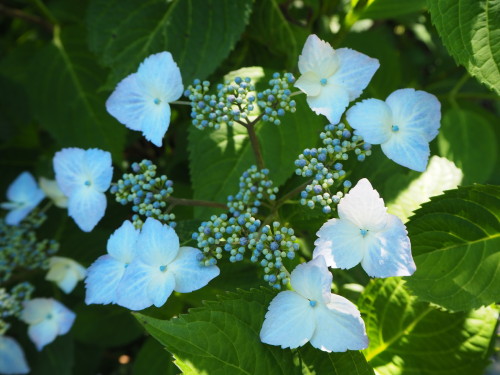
0, 3, 53, 32
243, 122, 265, 170
171, 100, 191, 105
166, 196, 226, 210
30, 0, 57, 25
448, 73, 469, 107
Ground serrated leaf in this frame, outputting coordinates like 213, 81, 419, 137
135, 288, 374, 375
188, 67, 325, 217
405, 185, 500, 311
427, 0, 500, 95
29, 26, 126, 159
359, 278, 499, 375
86, 0, 253, 88
438, 108, 497, 184
360, 0, 426, 19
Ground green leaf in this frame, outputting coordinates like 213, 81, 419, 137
29, 26, 126, 159
30, 333, 74, 375
188, 67, 325, 216
438, 108, 497, 184
359, 0, 426, 19
359, 278, 499, 375
132, 338, 178, 375
135, 288, 374, 375
405, 185, 500, 311
87, 0, 253, 88
427, 0, 500, 95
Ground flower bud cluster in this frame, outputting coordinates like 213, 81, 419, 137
185, 77, 256, 130
256, 73, 297, 125
0, 213, 58, 283
227, 165, 278, 216
111, 160, 175, 228
294, 123, 372, 213
0, 282, 34, 335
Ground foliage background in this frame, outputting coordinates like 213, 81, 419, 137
0, 0, 499, 374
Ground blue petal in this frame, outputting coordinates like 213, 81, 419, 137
140, 102, 171, 147
85, 255, 127, 305
346, 98, 392, 144
138, 218, 179, 266
306, 83, 349, 124
116, 261, 154, 310
106, 220, 139, 263
53, 148, 86, 196
290, 256, 332, 304
147, 270, 175, 307
52, 300, 76, 335
6, 171, 44, 205
83, 149, 113, 192
169, 247, 220, 293
68, 187, 107, 232
0, 336, 30, 374
381, 131, 430, 172
5, 207, 36, 226
28, 320, 58, 351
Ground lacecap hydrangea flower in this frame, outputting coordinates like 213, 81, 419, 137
106, 52, 183, 147
53, 148, 113, 232
295, 34, 379, 124
314, 178, 415, 278
346, 88, 441, 172
39, 177, 68, 208
20, 298, 75, 351
1, 172, 44, 226
45, 257, 86, 294
260, 256, 368, 352
0, 335, 30, 374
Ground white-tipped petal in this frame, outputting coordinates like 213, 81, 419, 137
310, 295, 368, 352
338, 178, 388, 231
361, 214, 415, 278
0, 336, 30, 374
331, 48, 379, 101
306, 84, 350, 124
260, 291, 315, 349
68, 187, 107, 232
314, 219, 365, 270
83, 149, 113, 192
139, 218, 179, 266
46, 257, 86, 294
346, 98, 393, 144
53, 148, 86, 196
169, 247, 220, 293
294, 71, 321, 96
85, 255, 127, 305
39, 177, 68, 208
298, 34, 339, 77
20, 299, 52, 325
116, 261, 153, 310
147, 270, 175, 307
290, 256, 332, 304
381, 131, 430, 172
107, 220, 139, 263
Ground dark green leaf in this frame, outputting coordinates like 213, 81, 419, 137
132, 338, 178, 375
405, 185, 500, 311
359, 278, 499, 375
359, 0, 426, 19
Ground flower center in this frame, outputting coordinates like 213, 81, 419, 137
84, 180, 92, 187
309, 300, 317, 307
154, 98, 162, 105
360, 229, 368, 237
159, 265, 167, 272
46, 313, 53, 320
392, 125, 400, 132
320, 78, 328, 86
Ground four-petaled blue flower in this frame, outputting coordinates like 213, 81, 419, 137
260, 256, 368, 352
294, 34, 379, 124
106, 52, 184, 147
314, 178, 416, 278
53, 147, 113, 232
1, 171, 45, 225
346, 88, 441, 172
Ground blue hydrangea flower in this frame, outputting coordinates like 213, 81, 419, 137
260, 256, 368, 352
20, 298, 75, 351
295, 34, 379, 124
45, 257, 86, 294
314, 178, 416, 278
1, 172, 44, 226
0, 336, 30, 374
106, 52, 183, 147
346, 88, 441, 172
53, 148, 113, 232
85, 220, 139, 305
116, 218, 220, 311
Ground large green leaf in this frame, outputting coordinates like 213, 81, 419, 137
132, 338, 178, 375
86, 0, 253, 88
188, 67, 326, 216
427, 0, 500, 95
405, 185, 500, 311
29, 26, 126, 159
359, 278, 498, 375
135, 288, 374, 375
438, 108, 497, 184
359, 0, 426, 19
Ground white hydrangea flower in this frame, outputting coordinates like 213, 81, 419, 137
106, 52, 184, 147
53, 148, 113, 232
20, 298, 75, 351
346, 88, 441, 172
116, 218, 220, 311
314, 178, 416, 278
1, 172, 44, 226
295, 34, 379, 124
260, 256, 368, 352
45, 257, 86, 294
0, 336, 30, 374
39, 177, 68, 208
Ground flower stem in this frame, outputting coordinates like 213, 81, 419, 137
242, 122, 265, 170
165, 196, 226, 209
